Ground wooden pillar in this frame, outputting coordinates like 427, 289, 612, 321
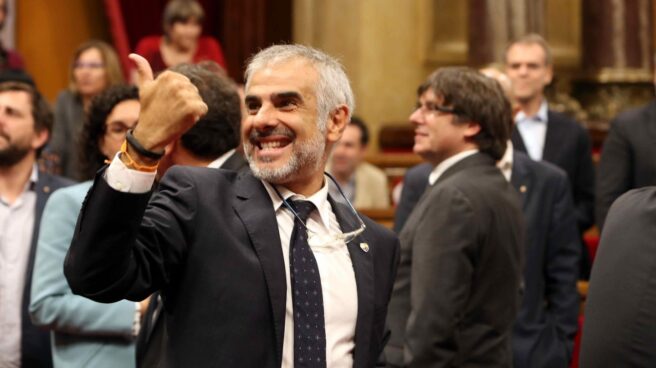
573, 0, 654, 130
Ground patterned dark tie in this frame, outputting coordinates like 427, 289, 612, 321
289, 200, 327, 368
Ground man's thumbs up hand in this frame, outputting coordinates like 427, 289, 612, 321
127, 54, 208, 157
129, 54, 154, 87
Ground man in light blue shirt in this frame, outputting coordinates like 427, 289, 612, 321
505, 33, 595, 278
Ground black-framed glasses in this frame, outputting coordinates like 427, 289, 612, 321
415, 102, 465, 117
273, 172, 367, 247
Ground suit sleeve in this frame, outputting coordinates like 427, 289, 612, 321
595, 119, 631, 231
376, 236, 401, 367
405, 187, 476, 366
30, 187, 135, 338
64, 167, 197, 303
573, 125, 596, 231
393, 166, 430, 233
47, 92, 71, 173
545, 173, 581, 359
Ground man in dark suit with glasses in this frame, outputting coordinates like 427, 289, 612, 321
385, 67, 524, 367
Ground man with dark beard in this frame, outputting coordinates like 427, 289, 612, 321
64, 45, 399, 367
0, 79, 72, 367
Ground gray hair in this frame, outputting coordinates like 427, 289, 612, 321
244, 44, 355, 130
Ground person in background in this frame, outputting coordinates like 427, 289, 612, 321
47, 40, 123, 179
29, 85, 142, 368
134, 0, 227, 77
580, 186, 656, 368
0, 0, 24, 71
0, 77, 73, 368
595, 71, 656, 231
328, 116, 390, 209
505, 33, 595, 278
385, 67, 524, 367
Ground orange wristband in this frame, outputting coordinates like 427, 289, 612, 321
119, 140, 159, 172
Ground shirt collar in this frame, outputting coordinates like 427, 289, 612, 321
261, 175, 333, 230
30, 163, 39, 187
428, 149, 479, 185
207, 149, 236, 169
515, 99, 548, 123
496, 141, 513, 182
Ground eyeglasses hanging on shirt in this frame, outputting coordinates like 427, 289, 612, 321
273, 172, 366, 248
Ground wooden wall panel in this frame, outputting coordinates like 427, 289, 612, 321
16, 0, 109, 102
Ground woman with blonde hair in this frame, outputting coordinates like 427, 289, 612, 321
48, 40, 123, 179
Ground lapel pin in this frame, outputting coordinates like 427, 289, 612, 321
519, 185, 527, 193
43, 186, 51, 193
360, 243, 369, 253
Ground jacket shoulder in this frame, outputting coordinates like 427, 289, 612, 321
38, 171, 75, 190
611, 101, 656, 129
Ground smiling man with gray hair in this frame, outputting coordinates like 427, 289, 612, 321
64, 44, 399, 367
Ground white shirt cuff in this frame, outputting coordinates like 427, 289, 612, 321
132, 302, 142, 338
105, 153, 157, 193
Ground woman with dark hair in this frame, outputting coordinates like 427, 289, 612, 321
29, 85, 145, 368
134, 0, 226, 76
49, 40, 124, 179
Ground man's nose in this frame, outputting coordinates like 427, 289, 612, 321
251, 104, 278, 130
409, 108, 423, 126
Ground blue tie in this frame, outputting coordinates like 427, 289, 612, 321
289, 200, 327, 368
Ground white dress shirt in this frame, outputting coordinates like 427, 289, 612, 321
428, 149, 479, 185
207, 149, 236, 169
497, 141, 514, 182
515, 99, 548, 161
105, 154, 358, 367
0, 165, 37, 367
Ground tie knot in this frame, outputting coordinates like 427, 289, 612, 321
290, 200, 316, 222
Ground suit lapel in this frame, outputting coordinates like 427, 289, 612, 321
221, 152, 249, 171
328, 196, 374, 367
233, 173, 287, 365
542, 111, 560, 162
510, 151, 532, 211
24, 173, 54, 311
511, 126, 528, 154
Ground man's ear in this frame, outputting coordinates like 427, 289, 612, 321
544, 64, 554, 85
32, 129, 49, 151
326, 105, 349, 143
463, 121, 482, 139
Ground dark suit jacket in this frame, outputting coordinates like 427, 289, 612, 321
135, 151, 250, 368
595, 100, 656, 231
511, 152, 580, 368
22, 172, 73, 368
65, 167, 399, 367
386, 153, 524, 367
393, 163, 431, 234
392, 152, 580, 368
220, 151, 249, 172
512, 110, 595, 232
580, 187, 656, 368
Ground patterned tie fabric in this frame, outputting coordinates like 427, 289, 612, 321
289, 200, 327, 368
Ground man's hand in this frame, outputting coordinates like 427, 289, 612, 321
128, 54, 208, 160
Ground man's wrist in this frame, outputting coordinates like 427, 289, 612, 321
119, 140, 160, 172
126, 129, 164, 160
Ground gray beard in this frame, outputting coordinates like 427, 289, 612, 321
245, 131, 326, 184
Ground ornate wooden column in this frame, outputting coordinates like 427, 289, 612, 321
573, 0, 653, 129
468, 0, 546, 66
